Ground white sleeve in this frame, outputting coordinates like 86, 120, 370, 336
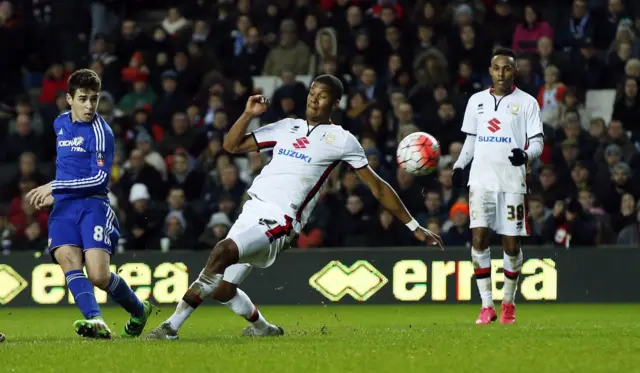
525, 136, 544, 160
453, 135, 476, 169
460, 96, 478, 135
251, 119, 286, 152
526, 99, 544, 140
342, 133, 368, 169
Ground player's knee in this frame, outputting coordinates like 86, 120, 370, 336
86, 270, 111, 290
212, 281, 237, 302
54, 245, 83, 272
208, 239, 240, 268
471, 232, 487, 251
502, 237, 520, 255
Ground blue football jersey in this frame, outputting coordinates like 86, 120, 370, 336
51, 112, 114, 202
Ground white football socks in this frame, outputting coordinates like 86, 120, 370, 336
222, 288, 269, 330
471, 247, 494, 308
167, 271, 223, 331
503, 249, 523, 304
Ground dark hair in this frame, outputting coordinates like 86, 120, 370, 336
313, 74, 344, 102
68, 69, 101, 97
492, 48, 517, 64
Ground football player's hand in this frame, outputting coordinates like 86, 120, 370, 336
245, 95, 270, 116
413, 226, 444, 250
35, 195, 54, 210
508, 148, 528, 166
451, 168, 464, 186
26, 183, 52, 207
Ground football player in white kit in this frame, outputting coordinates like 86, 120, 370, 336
452, 49, 544, 325
147, 75, 443, 339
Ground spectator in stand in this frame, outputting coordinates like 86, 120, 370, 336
0, 205, 16, 251
3, 115, 44, 162
336, 193, 374, 247
535, 36, 568, 77
612, 77, 640, 134
594, 120, 636, 164
160, 211, 196, 250
167, 149, 205, 201
1, 152, 49, 203
10, 96, 45, 135
234, 26, 269, 77
263, 19, 311, 75
115, 148, 165, 206
442, 201, 471, 247
312, 27, 339, 76
161, 7, 189, 38
8, 187, 48, 240
198, 212, 232, 249
543, 198, 596, 247
372, 208, 413, 247
512, 4, 553, 53
596, 0, 632, 50
524, 194, 550, 245
158, 112, 199, 157
39, 63, 71, 105
555, 0, 597, 51
611, 192, 636, 233
152, 70, 188, 129
118, 76, 157, 115
538, 65, 566, 127
617, 200, 640, 244
125, 183, 162, 251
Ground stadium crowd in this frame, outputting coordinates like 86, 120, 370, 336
1, 0, 640, 252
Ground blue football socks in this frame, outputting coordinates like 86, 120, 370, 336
65, 270, 102, 319
106, 273, 145, 317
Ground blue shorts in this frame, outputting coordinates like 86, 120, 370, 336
48, 198, 120, 263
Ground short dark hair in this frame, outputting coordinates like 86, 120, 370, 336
313, 74, 344, 102
68, 69, 101, 97
492, 48, 518, 65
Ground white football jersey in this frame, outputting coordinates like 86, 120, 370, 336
248, 118, 368, 228
461, 86, 543, 193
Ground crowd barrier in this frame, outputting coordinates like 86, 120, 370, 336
0, 246, 637, 306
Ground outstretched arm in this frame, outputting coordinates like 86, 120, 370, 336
223, 95, 270, 154
355, 166, 443, 248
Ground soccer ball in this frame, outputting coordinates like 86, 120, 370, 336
396, 132, 440, 176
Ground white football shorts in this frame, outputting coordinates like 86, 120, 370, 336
468, 187, 530, 237
226, 197, 297, 270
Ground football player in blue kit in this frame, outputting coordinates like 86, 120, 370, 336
27, 69, 152, 339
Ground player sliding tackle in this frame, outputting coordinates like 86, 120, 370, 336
452, 49, 544, 324
26, 69, 152, 338
147, 74, 443, 339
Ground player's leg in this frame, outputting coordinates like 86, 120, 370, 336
53, 245, 103, 321
146, 238, 241, 339
468, 188, 498, 324
50, 215, 107, 337
214, 264, 283, 337
497, 193, 527, 324
147, 213, 289, 339
82, 202, 152, 336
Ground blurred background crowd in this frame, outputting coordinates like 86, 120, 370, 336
1, 0, 640, 253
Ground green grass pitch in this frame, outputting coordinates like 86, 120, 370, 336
1, 304, 639, 373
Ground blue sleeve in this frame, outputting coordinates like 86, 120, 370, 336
50, 116, 111, 193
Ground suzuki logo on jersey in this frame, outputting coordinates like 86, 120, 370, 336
487, 118, 501, 133
293, 137, 309, 149
58, 137, 85, 152
277, 149, 313, 163
478, 136, 512, 143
